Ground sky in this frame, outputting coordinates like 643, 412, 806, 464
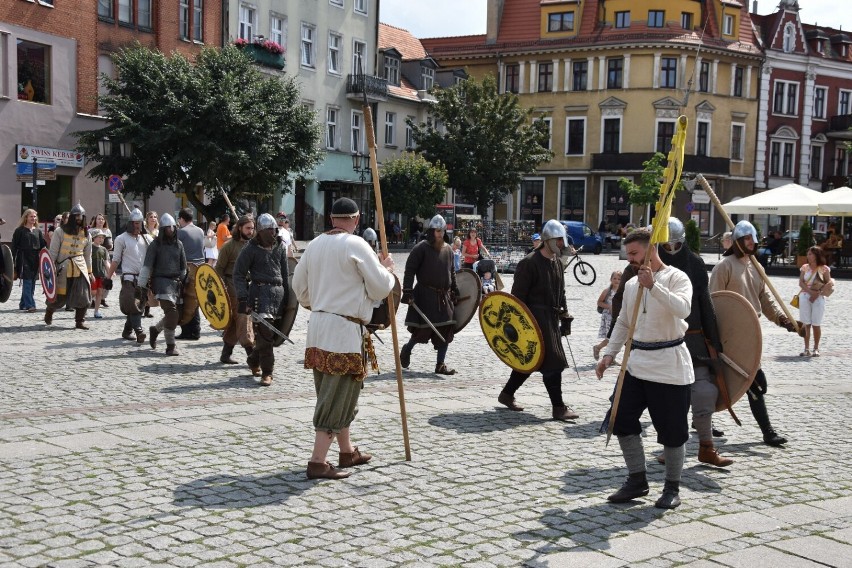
379, 0, 851, 39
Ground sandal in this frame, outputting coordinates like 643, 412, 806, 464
800, 350, 810, 357
812, 349, 820, 357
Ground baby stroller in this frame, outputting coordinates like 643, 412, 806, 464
473, 258, 499, 295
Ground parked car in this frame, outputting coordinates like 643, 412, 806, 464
779, 230, 827, 249
559, 220, 603, 254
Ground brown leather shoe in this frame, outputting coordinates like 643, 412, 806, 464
44, 310, 53, 325
552, 405, 579, 421
435, 362, 457, 375
698, 441, 733, 467
165, 344, 179, 356
249, 366, 262, 377
75, 322, 90, 330
306, 461, 351, 480
498, 390, 523, 411
339, 446, 372, 468
260, 375, 273, 386
135, 330, 146, 344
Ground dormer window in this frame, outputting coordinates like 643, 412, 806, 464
548, 12, 574, 32
816, 40, 824, 54
783, 23, 795, 52
383, 55, 400, 85
421, 66, 434, 90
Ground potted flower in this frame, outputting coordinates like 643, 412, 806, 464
796, 220, 813, 267
232, 38, 285, 69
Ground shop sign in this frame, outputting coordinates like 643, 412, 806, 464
16, 144, 85, 168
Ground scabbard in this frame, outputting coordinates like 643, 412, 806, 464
705, 339, 742, 426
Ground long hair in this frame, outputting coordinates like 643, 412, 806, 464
231, 215, 254, 241
90, 213, 109, 232
145, 211, 159, 232
18, 209, 37, 227
61, 214, 86, 236
808, 246, 826, 266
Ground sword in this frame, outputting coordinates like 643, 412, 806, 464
562, 336, 581, 381
719, 352, 749, 378
249, 311, 294, 345
410, 302, 447, 344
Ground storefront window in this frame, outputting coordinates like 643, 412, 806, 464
17, 39, 51, 104
603, 180, 630, 228
691, 202, 711, 235
559, 180, 585, 221
20, 175, 72, 219
519, 180, 544, 227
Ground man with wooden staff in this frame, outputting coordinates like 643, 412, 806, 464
710, 220, 794, 447
596, 228, 694, 509
292, 198, 396, 480
215, 215, 255, 365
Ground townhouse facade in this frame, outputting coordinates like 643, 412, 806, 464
0, 0, 222, 233
421, 0, 764, 237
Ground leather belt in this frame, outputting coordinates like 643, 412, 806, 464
632, 337, 685, 351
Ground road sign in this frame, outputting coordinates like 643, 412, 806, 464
686, 202, 695, 212
25, 181, 47, 187
108, 194, 121, 203
692, 190, 710, 204
16, 162, 57, 175
108, 175, 124, 193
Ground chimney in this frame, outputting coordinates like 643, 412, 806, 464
486, 0, 505, 45
753, 1, 758, 14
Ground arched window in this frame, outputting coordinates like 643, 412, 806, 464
783, 23, 795, 53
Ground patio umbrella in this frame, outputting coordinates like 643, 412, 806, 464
816, 186, 852, 235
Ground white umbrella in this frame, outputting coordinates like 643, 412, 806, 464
817, 186, 852, 215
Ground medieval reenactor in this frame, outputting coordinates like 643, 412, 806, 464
215, 215, 256, 364
399, 214, 459, 375
107, 208, 151, 343
140, 214, 187, 357
710, 220, 797, 447
44, 203, 93, 329
233, 213, 290, 386
497, 220, 579, 421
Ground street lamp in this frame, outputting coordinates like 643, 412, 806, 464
351, 152, 371, 184
97, 137, 133, 231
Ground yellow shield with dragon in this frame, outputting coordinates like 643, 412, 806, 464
195, 263, 231, 330
479, 291, 545, 373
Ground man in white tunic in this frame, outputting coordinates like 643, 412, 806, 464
292, 198, 396, 480
596, 228, 694, 509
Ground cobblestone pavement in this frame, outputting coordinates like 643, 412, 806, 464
1, 250, 850, 567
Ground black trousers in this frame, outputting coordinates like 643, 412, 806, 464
503, 369, 564, 407
612, 371, 691, 447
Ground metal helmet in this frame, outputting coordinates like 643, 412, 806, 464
667, 217, 685, 244
362, 227, 377, 242
540, 219, 568, 247
159, 213, 176, 229
70, 202, 86, 216
257, 213, 277, 231
732, 220, 758, 242
428, 215, 447, 231
129, 208, 144, 222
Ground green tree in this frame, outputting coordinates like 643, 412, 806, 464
380, 153, 449, 220
685, 218, 701, 253
75, 45, 322, 222
797, 220, 814, 257
408, 75, 553, 213
617, 152, 684, 206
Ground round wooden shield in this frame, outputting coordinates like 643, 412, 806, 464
367, 275, 401, 332
195, 263, 230, 330
273, 257, 299, 347
39, 248, 57, 303
453, 268, 482, 333
0, 244, 13, 303
179, 264, 201, 325
711, 290, 763, 411
479, 290, 545, 373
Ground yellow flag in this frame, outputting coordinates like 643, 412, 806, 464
650, 115, 688, 244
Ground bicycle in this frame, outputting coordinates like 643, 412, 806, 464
560, 248, 596, 286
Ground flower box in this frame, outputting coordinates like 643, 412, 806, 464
241, 43, 285, 70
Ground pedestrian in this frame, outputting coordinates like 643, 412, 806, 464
497, 220, 578, 421
88, 213, 112, 309
276, 213, 297, 258
527, 232, 542, 255
721, 231, 732, 251
44, 203, 93, 330
409, 217, 420, 245
292, 197, 396, 480
798, 246, 832, 357
593, 270, 622, 360
710, 220, 797, 446
216, 212, 231, 250
215, 215, 255, 365
362, 227, 379, 253
596, 228, 693, 509
461, 228, 489, 269
144, 211, 159, 237
107, 208, 151, 343
11, 209, 46, 312
176, 208, 206, 340
233, 213, 289, 386
399, 214, 460, 375
452, 237, 462, 271
90, 230, 110, 319
141, 214, 187, 357
204, 221, 218, 266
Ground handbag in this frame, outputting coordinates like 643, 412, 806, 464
790, 294, 799, 309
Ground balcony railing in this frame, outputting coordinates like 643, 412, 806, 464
346, 74, 388, 100
591, 152, 730, 175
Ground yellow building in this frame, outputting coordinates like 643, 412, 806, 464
422, 0, 763, 237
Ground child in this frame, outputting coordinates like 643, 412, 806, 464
481, 271, 496, 294
452, 237, 462, 271
91, 230, 109, 319
593, 270, 622, 359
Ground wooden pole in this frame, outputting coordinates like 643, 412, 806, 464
696, 174, 800, 334
362, 100, 412, 461
220, 189, 239, 221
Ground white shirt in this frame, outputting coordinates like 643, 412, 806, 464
604, 265, 695, 386
292, 231, 395, 355
112, 231, 150, 280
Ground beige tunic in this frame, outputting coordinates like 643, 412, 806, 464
709, 256, 783, 324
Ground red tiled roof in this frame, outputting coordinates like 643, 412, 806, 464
388, 77, 421, 102
379, 22, 427, 61
497, 0, 541, 43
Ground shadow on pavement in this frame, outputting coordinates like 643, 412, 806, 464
161, 376, 261, 393
561, 420, 608, 439
0, 324, 51, 334
172, 470, 310, 509
427, 409, 547, 433
137, 362, 226, 374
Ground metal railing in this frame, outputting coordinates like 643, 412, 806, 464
346, 74, 389, 99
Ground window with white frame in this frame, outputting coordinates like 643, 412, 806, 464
773, 80, 798, 115
696, 121, 710, 156
730, 123, 745, 161
810, 144, 823, 180
566, 118, 585, 155
839, 90, 851, 115
238, 5, 254, 41
723, 14, 734, 36
770, 140, 796, 177
421, 66, 434, 90
783, 22, 795, 52
326, 107, 338, 149
814, 86, 827, 119
385, 112, 396, 146
352, 40, 366, 73
180, 0, 191, 38
405, 117, 415, 149
656, 120, 675, 154
602, 118, 621, 153
301, 24, 316, 68
660, 57, 677, 88
354, 0, 367, 15
383, 55, 399, 85
270, 15, 285, 46
351, 110, 364, 153
193, 0, 203, 41
328, 33, 341, 74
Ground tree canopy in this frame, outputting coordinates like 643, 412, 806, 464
75, 45, 322, 221
408, 75, 553, 214
617, 152, 684, 206
379, 153, 448, 220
